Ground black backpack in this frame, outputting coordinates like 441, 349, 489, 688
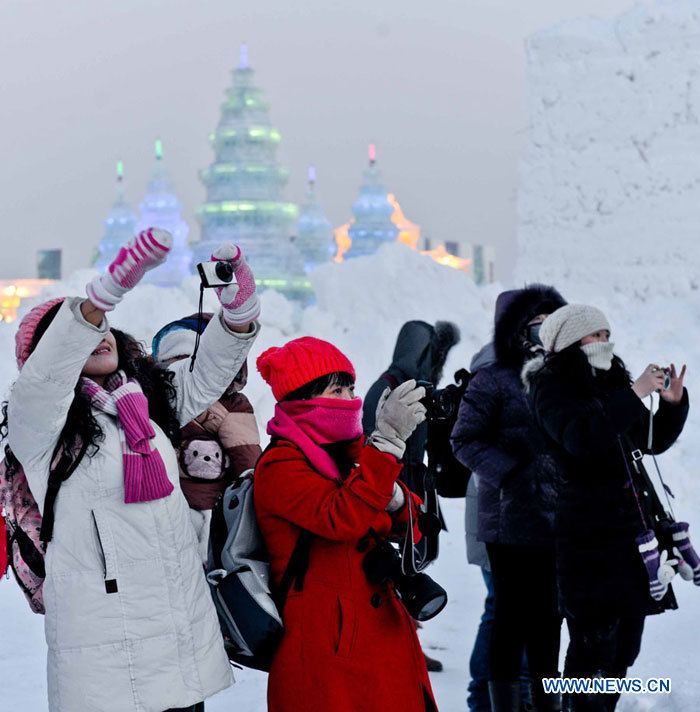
426, 368, 473, 498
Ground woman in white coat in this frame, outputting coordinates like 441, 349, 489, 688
3, 230, 260, 712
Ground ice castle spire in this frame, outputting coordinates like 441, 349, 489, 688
296, 165, 334, 272
94, 161, 138, 270
137, 138, 192, 286
345, 144, 398, 258
194, 44, 308, 300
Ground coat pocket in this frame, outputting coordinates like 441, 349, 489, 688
334, 596, 357, 658
91, 509, 119, 594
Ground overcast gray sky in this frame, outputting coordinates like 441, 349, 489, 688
0, 0, 635, 282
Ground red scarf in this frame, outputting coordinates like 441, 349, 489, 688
266, 397, 363, 481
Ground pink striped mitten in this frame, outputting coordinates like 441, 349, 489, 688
211, 243, 260, 326
87, 228, 172, 311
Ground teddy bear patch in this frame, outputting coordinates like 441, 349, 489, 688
180, 439, 228, 481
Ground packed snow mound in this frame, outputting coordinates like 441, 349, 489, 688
516, 0, 700, 298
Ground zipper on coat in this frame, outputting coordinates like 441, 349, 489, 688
92, 511, 118, 594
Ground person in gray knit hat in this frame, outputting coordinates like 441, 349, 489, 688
523, 303, 689, 712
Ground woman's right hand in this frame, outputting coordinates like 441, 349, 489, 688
368, 379, 427, 460
632, 364, 668, 399
86, 228, 172, 312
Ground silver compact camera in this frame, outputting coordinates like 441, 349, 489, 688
651, 367, 672, 390
197, 261, 239, 292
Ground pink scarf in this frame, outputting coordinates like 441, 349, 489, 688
81, 371, 174, 503
267, 397, 363, 481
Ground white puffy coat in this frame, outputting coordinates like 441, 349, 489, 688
8, 299, 259, 712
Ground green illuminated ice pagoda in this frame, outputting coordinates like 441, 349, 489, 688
194, 44, 308, 299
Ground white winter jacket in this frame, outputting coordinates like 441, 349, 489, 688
8, 298, 258, 712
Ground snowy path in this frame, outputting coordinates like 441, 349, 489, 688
2, 497, 698, 710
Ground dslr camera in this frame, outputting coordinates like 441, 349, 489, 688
415, 380, 458, 422
360, 530, 447, 622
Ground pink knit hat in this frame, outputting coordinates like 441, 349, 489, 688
15, 298, 65, 369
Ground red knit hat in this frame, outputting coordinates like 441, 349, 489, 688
15, 297, 65, 369
256, 336, 356, 401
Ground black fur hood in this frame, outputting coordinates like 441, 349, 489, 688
493, 284, 566, 368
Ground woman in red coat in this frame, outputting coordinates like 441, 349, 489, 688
254, 336, 438, 712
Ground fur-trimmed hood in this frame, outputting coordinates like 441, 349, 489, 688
493, 284, 566, 368
389, 320, 461, 384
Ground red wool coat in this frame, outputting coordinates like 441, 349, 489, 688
254, 439, 438, 712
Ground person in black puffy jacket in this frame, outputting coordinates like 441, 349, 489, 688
451, 285, 566, 712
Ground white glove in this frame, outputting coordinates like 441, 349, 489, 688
368, 379, 426, 460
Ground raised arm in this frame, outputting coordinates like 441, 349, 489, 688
255, 444, 402, 541
168, 242, 261, 425
168, 313, 258, 426
9, 228, 173, 496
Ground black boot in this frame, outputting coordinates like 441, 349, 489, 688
532, 690, 562, 712
489, 681, 520, 712
423, 651, 444, 672
532, 677, 562, 712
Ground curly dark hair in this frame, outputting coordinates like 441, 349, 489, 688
1, 302, 180, 460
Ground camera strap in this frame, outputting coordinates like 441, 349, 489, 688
400, 485, 440, 576
645, 396, 676, 518
188, 283, 206, 373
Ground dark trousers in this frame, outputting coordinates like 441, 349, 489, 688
564, 615, 645, 711
486, 543, 562, 692
163, 704, 204, 712
467, 567, 532, 711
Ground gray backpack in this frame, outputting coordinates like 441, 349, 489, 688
207, 470, 311, 671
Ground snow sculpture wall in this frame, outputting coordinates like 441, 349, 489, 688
516, 0, 700, 298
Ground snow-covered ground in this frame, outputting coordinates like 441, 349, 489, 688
1, 242, 699, 710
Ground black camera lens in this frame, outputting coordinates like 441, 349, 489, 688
214, 261, 234, 283
399, 573, 448, 622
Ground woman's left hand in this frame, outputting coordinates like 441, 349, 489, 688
211, 243, 260, 330
660, 363, 687, 404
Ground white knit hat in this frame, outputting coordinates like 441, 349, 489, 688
540, 304, 611, 353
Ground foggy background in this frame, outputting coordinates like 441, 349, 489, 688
1, 0, 636, 282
